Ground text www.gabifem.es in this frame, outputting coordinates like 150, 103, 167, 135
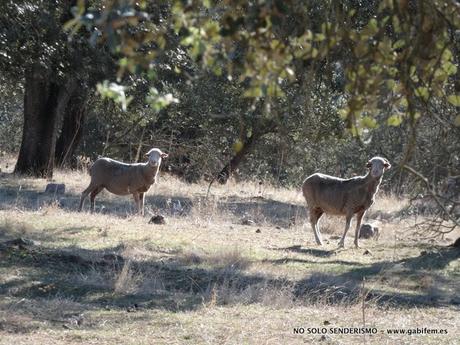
293, 327, 448, 336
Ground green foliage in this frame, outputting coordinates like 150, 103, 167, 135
64, 0, 460, 141
146, 87, 179, 112
97, 81, 133, 111
387, 114, 403, 127
1, 0, 459, 190
447, 95, 460, 107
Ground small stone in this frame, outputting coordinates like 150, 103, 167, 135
149, 215, 166, 225
363, 249, 372, 255
255, 229, 261, 233
241, 218, 255, 226
45, 183, 66, 194
275, 226, 281, 230
359, 223, 377, 239
126, 305, 137, 312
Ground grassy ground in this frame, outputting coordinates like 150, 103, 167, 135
0, 158, 459, 344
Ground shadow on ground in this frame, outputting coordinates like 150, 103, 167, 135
0, 174, 306, 227
272, 245, 337, 258
1, 223, 459, 334
292, 246, 460, 306
1, 174, 459, 334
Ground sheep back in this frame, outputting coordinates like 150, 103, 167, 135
89, 158, 156, 196
302, 173, 376, 215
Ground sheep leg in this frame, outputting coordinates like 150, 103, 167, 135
338, 213, 353, 248
90, 187, 104, 213
353, 210, 366, 248
309, 207, 324, 245
132, 193, 141, 215
139, 193, 145, 216
79, 183, 97, 212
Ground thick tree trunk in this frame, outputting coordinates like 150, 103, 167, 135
55, 93, 87, 167
14, 65, 76, 177
15, 66, 58, 177
217, 134, 257, 184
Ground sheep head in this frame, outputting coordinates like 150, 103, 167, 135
145, 148, 168, 167
366, 157, 391, 178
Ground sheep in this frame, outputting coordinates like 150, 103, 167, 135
78, 148, 168, 215
302, 157, 391, 248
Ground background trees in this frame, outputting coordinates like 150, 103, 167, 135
0, 0, 115, 176
1, 0, 459, 198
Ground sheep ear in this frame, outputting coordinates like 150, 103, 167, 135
366, 161, 372, 168
161, 153, 168, 158
384, 162, 391, 169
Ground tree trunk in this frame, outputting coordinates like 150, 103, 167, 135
15, 65, 57, 177
14, 65, 76, 177
55, 92, 87, 167
216, 134, 257, 184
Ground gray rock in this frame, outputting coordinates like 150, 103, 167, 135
359, 223, 379, 239
149, 215, 166, 225
241, 218, 255, 226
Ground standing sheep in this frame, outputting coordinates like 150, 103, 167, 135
78, 148, 168, 215
302, 157, 391, 248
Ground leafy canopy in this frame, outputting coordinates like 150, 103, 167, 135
66, 0, 460, 131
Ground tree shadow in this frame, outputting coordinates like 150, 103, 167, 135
400, 247, 460, 270
293, 245, 460, 307
2, 229, 458, 303
0, 228, 459, 334
0, 180, 195, 218
1, 175, 459, 333
272, 245, 336, 258
217, 197, 306, 227
0, 178, 308, 228
0, 237, 267, 318
0, 221, 97, 244
263, 257, 365, 267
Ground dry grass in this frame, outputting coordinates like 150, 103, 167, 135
0, 164, 459, 344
